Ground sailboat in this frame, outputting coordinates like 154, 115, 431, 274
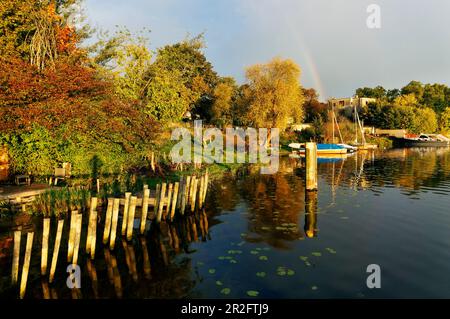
331, 104, 358, 153
350, 104, 378, 150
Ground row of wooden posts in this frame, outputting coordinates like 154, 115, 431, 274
11, 172, 209, 299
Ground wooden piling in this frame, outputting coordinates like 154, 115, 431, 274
67, 211, 77, 262
49, 219, 64, 283
176, 177, 184, 209
121, 192, 131, 236
140, 189, 150, 234
305, 142, 318, 191
96, 178, 100, 194
181, 177, 190, 215
189, 176, 196, 206
72, 213, 82, 265
198, 175, 205, 209
203, 171, 209, 204
153, 184, 161, 218
191, 177, 199, 212
103, 198, 114, 244
156, 183, 166, 223
41, 218, 50, 275
109, 198, 120, 250
90, 209, 98, 260
126, 196, 137, 241
19, 232, 34, 299
170, 182, 179, 221
86, 197, 98, 254
164, 183, 173, 220
12, 230, 21, 285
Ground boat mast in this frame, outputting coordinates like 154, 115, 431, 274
331, 103, 335, 143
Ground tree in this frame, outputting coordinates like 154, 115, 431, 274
439, 107, 450, 134
152, 34, 218, 116
422, 83, 448, 113
411, 107, 438, 133
356, 86, 386, 99
302, 88, 328, 123
142, 66, 190, 122
242, 57, 305, 131
210, 77, 237, 126
394, 94, 418, 107
401, 81, 424, 101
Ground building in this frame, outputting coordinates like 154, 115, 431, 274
328, 96, 377, 109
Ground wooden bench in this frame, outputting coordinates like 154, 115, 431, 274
15, 175, 31, 186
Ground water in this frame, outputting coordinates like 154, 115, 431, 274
1, 147, 450, 298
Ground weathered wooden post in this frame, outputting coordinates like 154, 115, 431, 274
126, 196, 137, 241
140, 188, 150, 235
20, 232, 34, 299
153, 184, 161, 219
121, 192, 131, 235
67, 211, 77, 262
41, 218, 50, 275
305, 142, 318, 191
164, 183, 173, 220
49, 219, 64, 283
140, 189, 150, 234
170, 182, 179, 221
109, 198, 120, 250
198, 175, 205, 208
72, 213, 82, 265
12, 230, 21, 285
90, 209, 98, 260
103, 198, 114, 244
86, 197, 98, 254
191, 177, 198, 212
96, 178, 100, 194
156, 183, 166, 223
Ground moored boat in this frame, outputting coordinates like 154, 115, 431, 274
393, 134, 450, 147
288, 143, 347, 155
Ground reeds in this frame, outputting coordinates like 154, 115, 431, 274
32, 187, 91, 217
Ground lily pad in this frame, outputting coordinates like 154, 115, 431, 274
208, 269, 216, 274
311, 286, 318, 291
216, 281, 223, 286
240, 233, 248, 237
256, 272, 266, 278
230, 259, 238, 264
250, 250, 259, 255
311, 252, 322, 257
247, 290, 259, 297
326, 248, 337, 254
299, 256, 308, 261
259, 255, 268, 261
221, 288, 231, 295
197, 261, 204, 266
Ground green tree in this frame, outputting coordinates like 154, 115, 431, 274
210, 77, 237, 126
401, 81, 424, 101
143, 67, 190, 122
153, 34, 218, 116
411, 107, 438, 133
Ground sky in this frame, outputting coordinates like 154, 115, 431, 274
83, 0, 450, 101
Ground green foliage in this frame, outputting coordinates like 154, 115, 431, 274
0, 124, 149, 176
143, 67, 190, 122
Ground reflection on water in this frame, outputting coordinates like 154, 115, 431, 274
1, 147, 450, 298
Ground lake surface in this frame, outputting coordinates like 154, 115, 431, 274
1, 147, 450, 298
